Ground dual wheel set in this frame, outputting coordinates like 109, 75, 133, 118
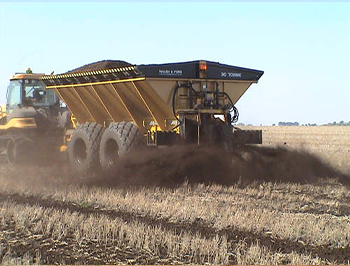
68, 122, 143, 177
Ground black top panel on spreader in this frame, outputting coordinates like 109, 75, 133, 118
137, 60, 264, 81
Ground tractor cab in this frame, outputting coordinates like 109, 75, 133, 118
0, 69, 69, 165
6, 72, 59, 118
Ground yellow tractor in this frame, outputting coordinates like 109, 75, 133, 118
0, 104, 6, 120
0, 69, 71, 165
0, 104, 6, 154
42, 60, 263, 176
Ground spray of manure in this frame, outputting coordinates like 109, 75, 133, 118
101, 145, 349, 188
2, 145, 348, 189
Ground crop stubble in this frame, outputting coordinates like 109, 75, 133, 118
0, 126, 349, 264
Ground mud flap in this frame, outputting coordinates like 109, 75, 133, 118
233, 129, 262, 145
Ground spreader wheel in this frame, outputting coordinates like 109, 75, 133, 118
68, 122, 104, 177
99, 122, 143, 174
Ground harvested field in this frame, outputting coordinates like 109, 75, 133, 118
252, 126, 350, 175
0, 126, 349, 265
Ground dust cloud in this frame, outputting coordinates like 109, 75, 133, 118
102, 145, 350, 188
2, 145, 348, 189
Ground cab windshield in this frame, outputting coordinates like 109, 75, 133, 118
7, 79, 58, 111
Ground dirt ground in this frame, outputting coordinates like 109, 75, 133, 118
0, 126, 349, 265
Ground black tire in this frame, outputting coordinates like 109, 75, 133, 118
68, 122, 104, 177
6, 138, 32, 166
99, 122, 143, 173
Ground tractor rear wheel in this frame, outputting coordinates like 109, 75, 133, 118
99, 122, 143, 174
68, 122, 104, 177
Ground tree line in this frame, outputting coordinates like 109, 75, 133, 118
237, 121, 350, 126
275, 121, 350, 126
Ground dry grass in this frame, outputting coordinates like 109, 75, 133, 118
0, 126, 349, 264
0, 201, 328, 265
1, 175, 349, 248
246, 126, 350, 174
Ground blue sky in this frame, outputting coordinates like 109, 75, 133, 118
0, 2, 349, 125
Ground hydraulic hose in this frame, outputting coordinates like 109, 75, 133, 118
219, 92, 239, 124
171, 85, 239, 128
171, 83, 197, 127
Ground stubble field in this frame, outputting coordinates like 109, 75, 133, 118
0, 126, 349, 265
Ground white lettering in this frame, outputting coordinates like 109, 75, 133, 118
159, 70, 170, 75
228, 72, 241, 78
159, 69, 183, 76
221, 72, 241, 78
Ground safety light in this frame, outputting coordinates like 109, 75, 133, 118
199, 61, 207, 79
199, 61, 207, 71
